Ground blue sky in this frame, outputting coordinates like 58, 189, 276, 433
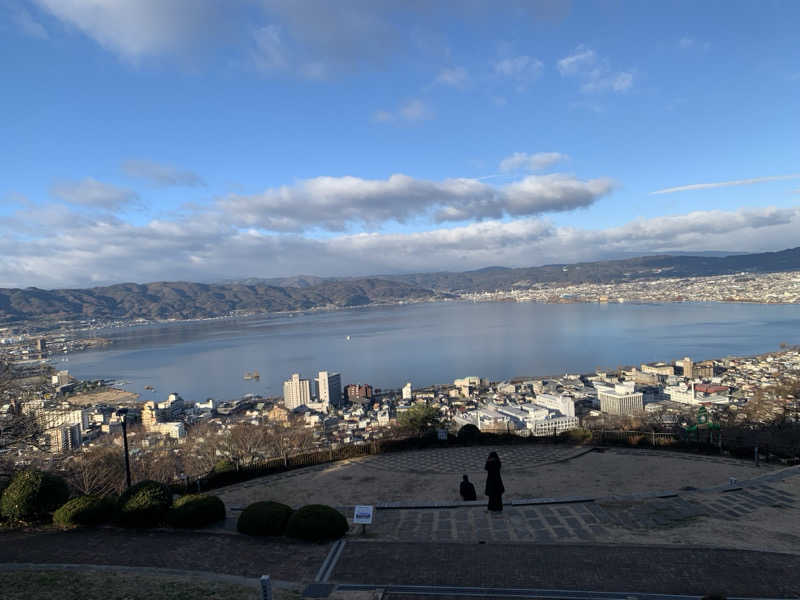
1, 0, 799, 288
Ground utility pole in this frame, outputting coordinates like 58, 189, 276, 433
116, 408, 132, 488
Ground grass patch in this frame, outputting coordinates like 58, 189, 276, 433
0, 569, 301, 600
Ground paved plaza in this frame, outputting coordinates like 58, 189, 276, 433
214, 444, 775, 509
355, 480, 798, 544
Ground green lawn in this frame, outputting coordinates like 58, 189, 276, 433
1, 569, 301, 600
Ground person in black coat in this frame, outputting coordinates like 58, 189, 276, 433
484, 451, 504, 512
460, 474, 477, 501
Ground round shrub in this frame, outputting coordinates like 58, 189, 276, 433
457, 424, 481, 444
53, 495, 115, 528
167, 494, 226, 529
117, 480, 172, 528
286, 504, 348, 542
0, 470, 69, 522
236, 501, 293, 536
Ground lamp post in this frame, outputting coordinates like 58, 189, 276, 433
116, 408, 132, 489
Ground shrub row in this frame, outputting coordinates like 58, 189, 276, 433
237, 501, 348, 541
0, 471, 227, 530
0, 470, 69, 522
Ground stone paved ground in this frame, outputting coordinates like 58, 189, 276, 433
0, 529, 329, 581
332, 541, 800, 597
214, 445, 774, 509
357, 445, 590, 473
357, 480, 795, 541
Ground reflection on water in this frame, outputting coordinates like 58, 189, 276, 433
65, 301, 800, 403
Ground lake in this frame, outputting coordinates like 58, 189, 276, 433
63, 301, 800, 403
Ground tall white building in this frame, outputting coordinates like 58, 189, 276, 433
533, 393, 576, 417
402, 382, 412, 400
51, 423, 81, 453
315, 371, 342, 408
596, 383, 644, 416
283, 373, 312, 410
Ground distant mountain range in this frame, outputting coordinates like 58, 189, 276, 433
1, 247, 798, 325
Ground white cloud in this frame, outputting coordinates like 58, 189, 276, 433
32, 0, 240, 62
651, 174, 800, 195
122, 159, 205, 187
493, 55, 543, 89
373, 99, 433, 124
1, 205, 797, 288
250, 25, 289, 72
399, 99, 432, 122
217, 173, 613, 232
435, 66, 469, 87
50, 178, 139, 211
556, 46, 596, 76
13, 7, 49, 39
557, 45, 633, 94
499, 152, 568, 172
678, 37, 710, 51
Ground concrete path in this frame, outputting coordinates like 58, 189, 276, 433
330, 541, 800, 598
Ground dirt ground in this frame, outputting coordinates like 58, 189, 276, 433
213, 446, 773, 508
67, 388, 139, 406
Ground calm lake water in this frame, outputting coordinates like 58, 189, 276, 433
64, 301, 800, 403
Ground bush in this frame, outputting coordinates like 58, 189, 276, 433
457, 424, 481, 444
237, 501, 293, 536
286, 504, 348, 542
53, 495, 116, 528
116, 480, 172, 528
0, 470, 70, 522
212, 459, 236, 473
626, 434, 645, 447
167, 494, 226, 529
557, 428, 592, 444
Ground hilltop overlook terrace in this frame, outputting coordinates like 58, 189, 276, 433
4, 441, 800, 599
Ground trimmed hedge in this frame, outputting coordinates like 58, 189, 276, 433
0, 470, 70, 522
117, 480, 172, 528
53, 495, 115, 527
167, 494, 226, 529
237, 501, 293, 537
286, 504, 348, 542
557, 428, 593, 444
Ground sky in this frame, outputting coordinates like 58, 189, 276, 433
1, 0, 799, 289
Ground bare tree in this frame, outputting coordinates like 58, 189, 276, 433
223, 423, 272, 468
66, 446, 127, 496
266, 419, 315, 465
0, 362, 43, 454
182, 423, 223, 476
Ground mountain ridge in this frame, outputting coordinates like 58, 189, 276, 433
1, 247, 798, 325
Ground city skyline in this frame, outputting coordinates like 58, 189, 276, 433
1, 1, 799, 288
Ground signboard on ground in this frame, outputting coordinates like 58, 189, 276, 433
353, 505, 374, 524
437, 429, 448, 441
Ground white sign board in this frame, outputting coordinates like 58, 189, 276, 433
437, 429, 447, 441
353, 505, 374, 524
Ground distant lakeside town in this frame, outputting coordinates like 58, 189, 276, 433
2, 338, 799, 474
2, 269, 799, 356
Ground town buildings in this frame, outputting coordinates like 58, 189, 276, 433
315, 371, 342, 408
283, 373, 312, 410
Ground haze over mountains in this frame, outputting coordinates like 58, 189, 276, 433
2, 247, 799, 325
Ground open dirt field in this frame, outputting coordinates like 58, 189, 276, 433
67, 388, 139, 406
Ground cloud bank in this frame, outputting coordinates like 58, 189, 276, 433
1, 203, 797, 289
218, 173, 614, 231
